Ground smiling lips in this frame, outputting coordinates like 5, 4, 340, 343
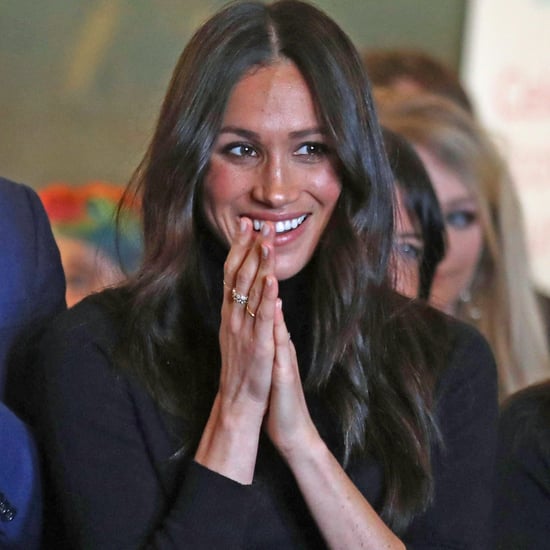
251, 214, 307, 234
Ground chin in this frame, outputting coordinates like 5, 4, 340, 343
276, 264, 303, 281
275, 257, 311, 281
276, 270, 298, 282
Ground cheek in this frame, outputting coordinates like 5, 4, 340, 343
326, 184, 342, 207
313, 173, 341, 211
202, 163, 249, 226
203, 165, 234, 211
392, 257, 420, 299
446, 225, 482, 265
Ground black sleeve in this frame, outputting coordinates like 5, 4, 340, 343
404, 322, 499, 550
493, 384, 550, 549
35, 302, 255, 549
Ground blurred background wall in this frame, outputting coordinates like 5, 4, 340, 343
0, 0, 466, 188
462, 0, 550, 294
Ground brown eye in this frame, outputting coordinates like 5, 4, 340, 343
295, 142, 329, 157
224, 143, 258, 157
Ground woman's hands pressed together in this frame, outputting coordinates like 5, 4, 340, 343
195, 217, 319, 483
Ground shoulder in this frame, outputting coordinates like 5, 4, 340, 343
403, 301, 498, 416
40, 292, 122, 360
0, 177, 47, 240
384, 297, 498, 419
36, 288, 140, 386
1, 178, 65, 399
392, 298, 497, 390
0, 179, 42, 281
384, 295, 497, 394
434, 316, 499, 440
0, 177, 65, 324
433, 311, 497, 396
499, 380, 550, 456
32, 291, 134, 423
0, 177, 37, 208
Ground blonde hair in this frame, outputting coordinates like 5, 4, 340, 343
375, 90, 550, 397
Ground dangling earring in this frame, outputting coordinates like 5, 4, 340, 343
459, 287, 482, 320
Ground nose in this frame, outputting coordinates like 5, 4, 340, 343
251, 156, 299, 208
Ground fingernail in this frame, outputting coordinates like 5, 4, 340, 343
261, 222, 270, 237
261, 244, 269, 259
276, 297, 282, 309
240, 217, 247, 233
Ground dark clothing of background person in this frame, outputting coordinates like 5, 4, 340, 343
29, 270, 498, 549
493, 381, 550, 549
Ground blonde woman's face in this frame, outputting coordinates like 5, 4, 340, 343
415, 146, 483, 315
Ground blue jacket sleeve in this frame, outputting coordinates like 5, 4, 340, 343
1, 177, 66, 399
0, 401, 42, 550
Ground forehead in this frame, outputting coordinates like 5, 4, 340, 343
415, 146, 473, 204
222, 61, 320, 129
395, 189, 418, 233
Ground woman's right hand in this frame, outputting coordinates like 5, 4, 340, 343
218, 217, 278, 414
194, 218, 279, 483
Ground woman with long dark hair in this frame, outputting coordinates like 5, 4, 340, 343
29, 1, 497, 548
383, 127, 446, 300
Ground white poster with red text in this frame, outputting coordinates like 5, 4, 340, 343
462, 0, 550, 294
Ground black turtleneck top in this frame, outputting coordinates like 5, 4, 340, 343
27, 240, 498, 549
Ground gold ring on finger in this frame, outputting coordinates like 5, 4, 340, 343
246, 305, 256, 319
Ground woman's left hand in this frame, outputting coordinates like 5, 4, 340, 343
264, 300, 318, 459
265, 304, 405, 550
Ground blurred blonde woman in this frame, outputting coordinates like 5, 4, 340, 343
376, 90, 550, 397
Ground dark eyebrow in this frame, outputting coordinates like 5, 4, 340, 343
289, 127, 327, 139
396, 232, 422, 240
218, 126, 327, 140
218, 127, 259, 140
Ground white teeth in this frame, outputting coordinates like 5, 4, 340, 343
250, 214, 307, 233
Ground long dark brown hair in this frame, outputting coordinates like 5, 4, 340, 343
107, 0, 444, 534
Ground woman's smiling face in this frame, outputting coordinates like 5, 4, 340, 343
203, 60, 341, 281
415, 146, 483, 314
